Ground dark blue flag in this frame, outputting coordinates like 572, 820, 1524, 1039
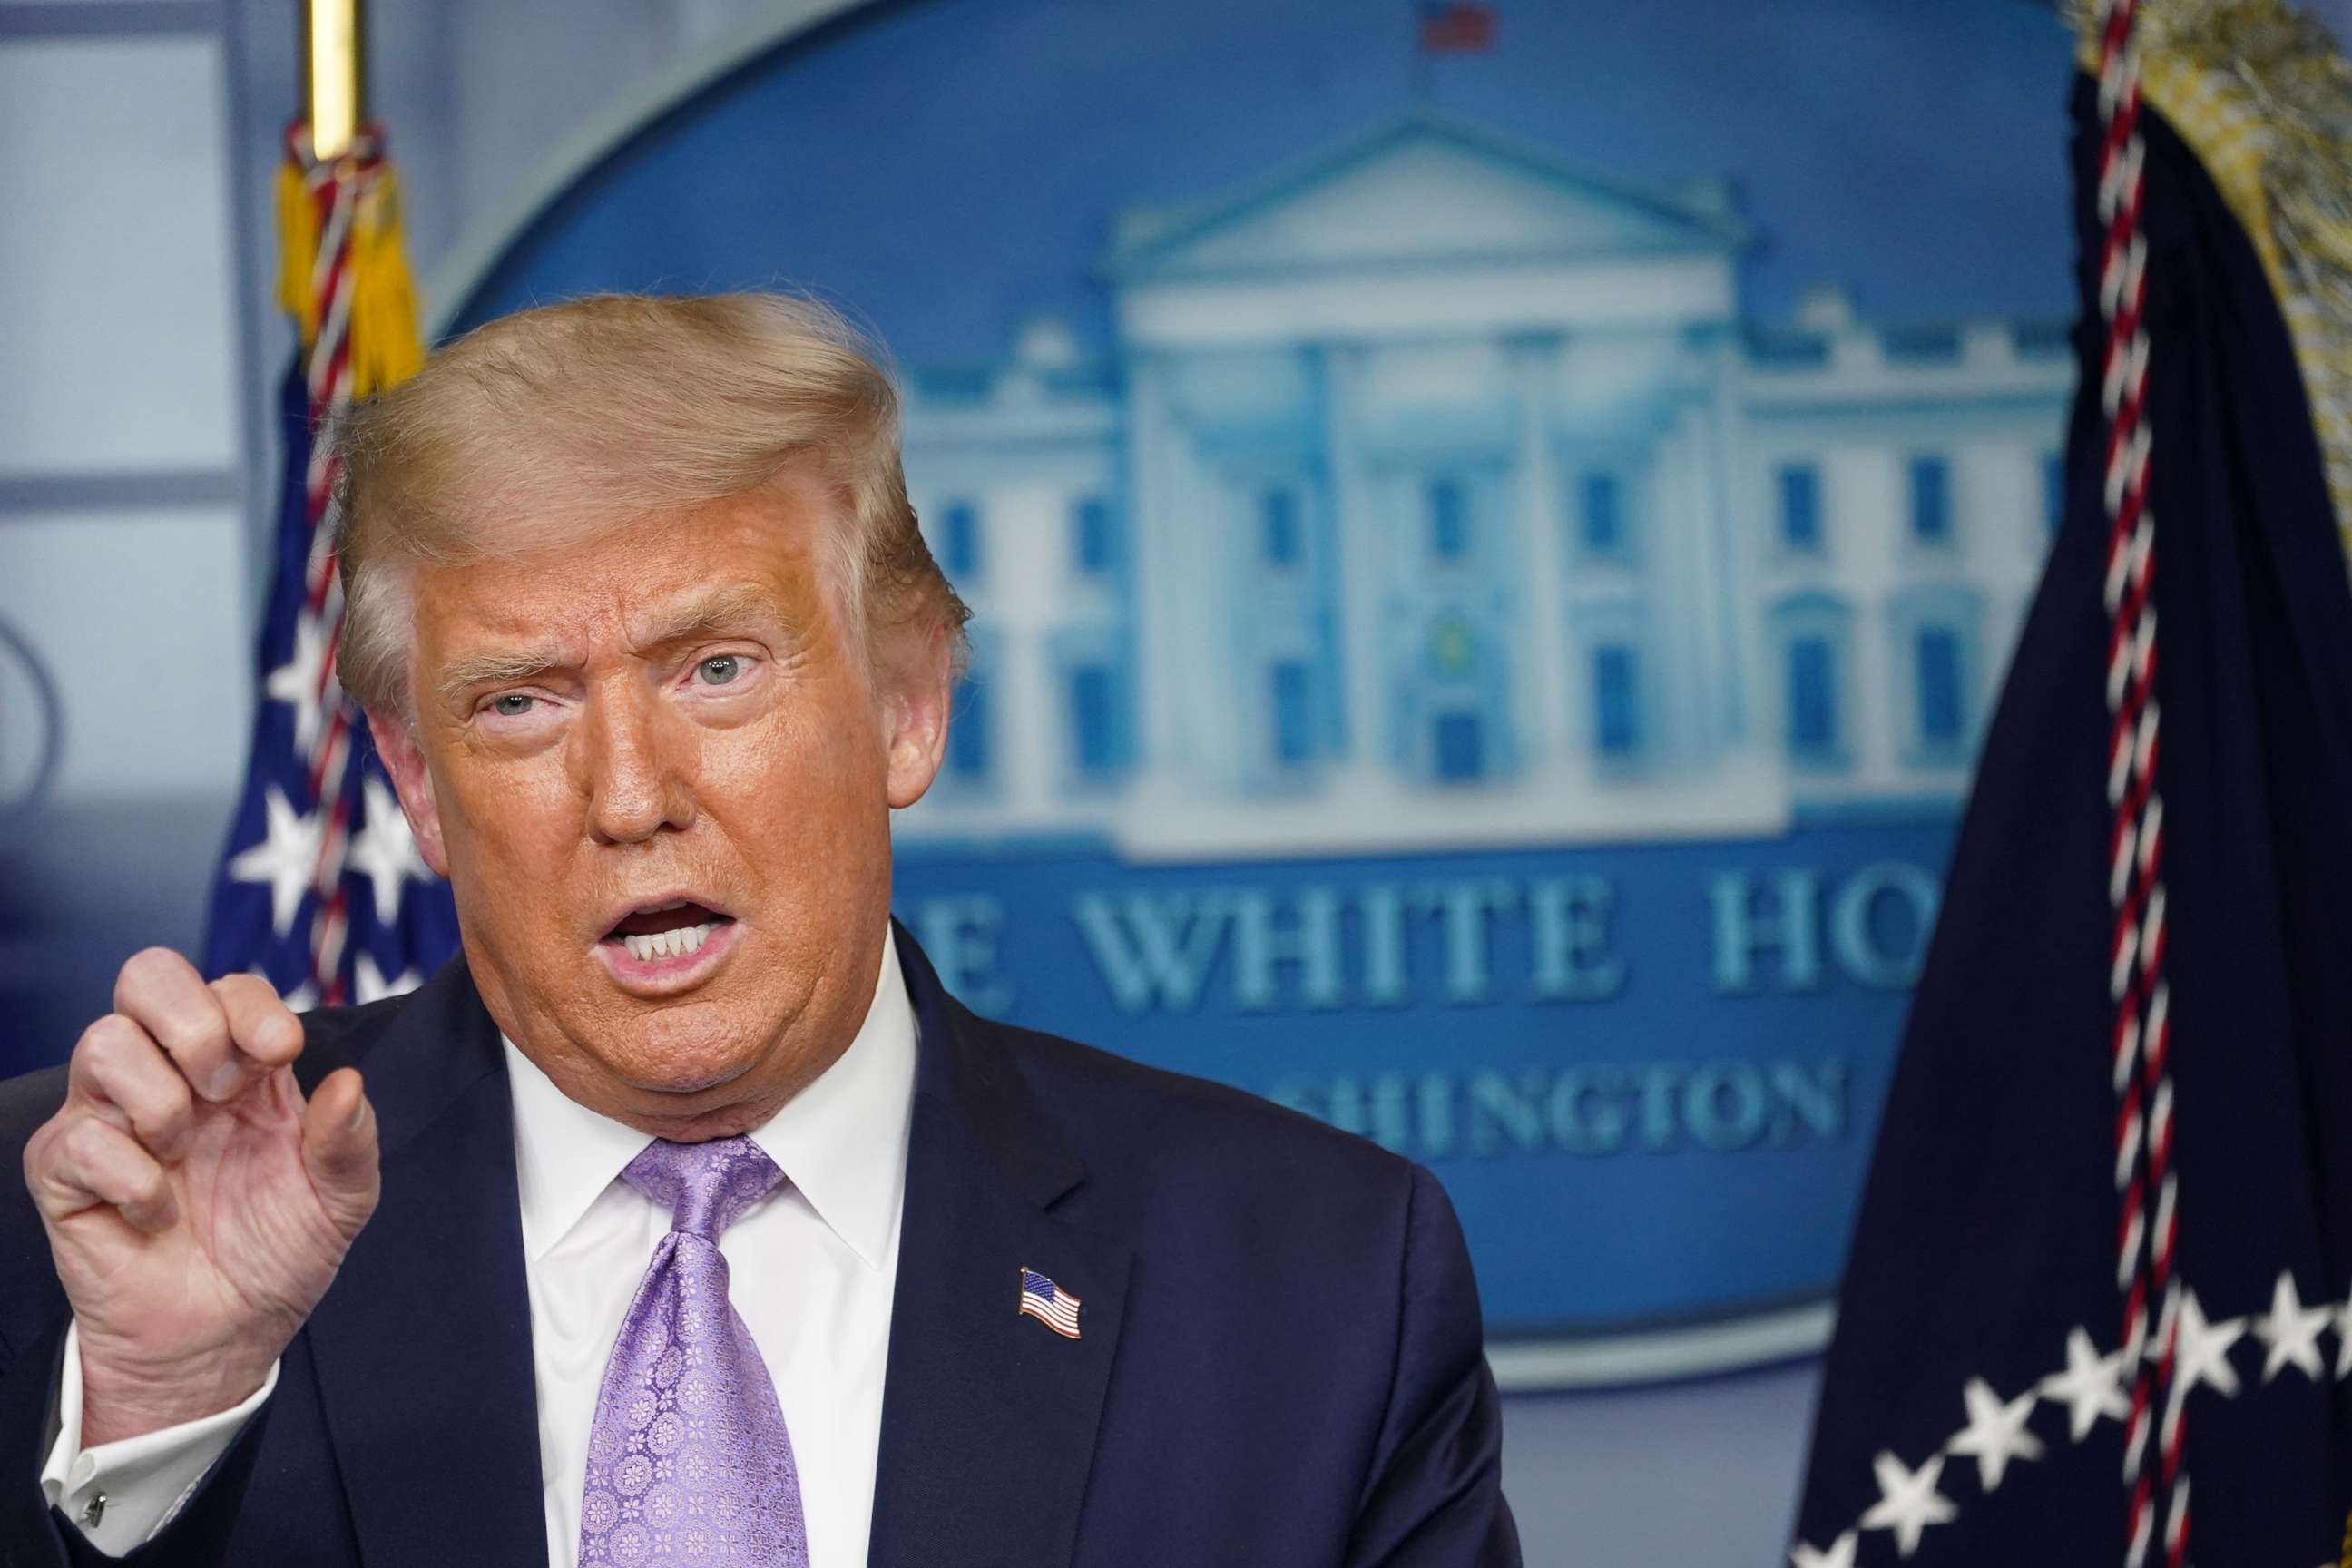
201, 366, 459, 1006
1793, 18, 2352, 1568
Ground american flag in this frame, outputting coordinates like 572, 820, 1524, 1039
1019, 1269, 1083, 1339
203, 126, 457, 1008
1792, 5, 2352, 1563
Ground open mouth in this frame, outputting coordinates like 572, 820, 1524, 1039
601, 899, 738, 965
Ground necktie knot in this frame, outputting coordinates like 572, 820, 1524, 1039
621, 1134, 783, 1239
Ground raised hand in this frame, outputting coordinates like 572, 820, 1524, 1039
22, 949, 380, 1446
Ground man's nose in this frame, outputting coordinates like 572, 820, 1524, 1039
576, 687, 696, 845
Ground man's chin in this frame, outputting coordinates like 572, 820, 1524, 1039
575, 1050, 774, 1141
602, 1039, 760, 1100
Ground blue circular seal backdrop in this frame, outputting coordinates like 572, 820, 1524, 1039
442, 0, 2079, 1387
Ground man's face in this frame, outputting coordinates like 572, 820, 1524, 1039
369, 476, 947, 1139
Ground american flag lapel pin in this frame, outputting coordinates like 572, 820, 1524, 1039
1018, 1267, 1083, 1339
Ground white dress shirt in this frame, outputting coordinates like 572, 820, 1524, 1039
44, 932, 917, 1566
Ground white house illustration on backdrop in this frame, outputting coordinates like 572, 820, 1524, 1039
894, 113, 2073, 859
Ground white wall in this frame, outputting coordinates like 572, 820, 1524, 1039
0, 6, 258, 1034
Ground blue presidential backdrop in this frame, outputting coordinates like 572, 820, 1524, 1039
436, 0, 2080, 1384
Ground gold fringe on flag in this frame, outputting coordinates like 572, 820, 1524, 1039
2070, 0, 2352, 560
347, 165, 424, 397
273, 131, 426, 397
275, 156, 320, 346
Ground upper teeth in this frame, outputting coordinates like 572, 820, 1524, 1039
622, 922, 716, 964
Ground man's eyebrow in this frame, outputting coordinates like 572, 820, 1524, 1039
435, 650, 569, 701
633, 584, 794, 649
430, 587, 797, 704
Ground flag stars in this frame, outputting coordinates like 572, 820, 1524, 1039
1819, 1283, 2332, 1559
353, 952, 420, 1005
1788, 1532, 1857, 1568
2170, 1288, 2246, 1402
347, 776, 429, 924
229, 786, 320, 936
2041, 1327, 2131, 1441
1944, 1377, 2043, 1491
265, 612, 335, 756
2252, 1271, 2330, 1383
1858, 1451, 1956, 1558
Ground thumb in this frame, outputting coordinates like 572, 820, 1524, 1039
300, 1067, 382, 1238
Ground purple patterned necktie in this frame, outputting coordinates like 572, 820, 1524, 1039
577, 1136, 810, 1567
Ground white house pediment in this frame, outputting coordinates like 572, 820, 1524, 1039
1109, 114, 1747, 283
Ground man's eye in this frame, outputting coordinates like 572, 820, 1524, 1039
490, 693, 536, 718
697, 655, 743, 686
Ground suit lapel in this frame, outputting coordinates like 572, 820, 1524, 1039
301, 960, 549, 1567
867, 926, 1130, 1568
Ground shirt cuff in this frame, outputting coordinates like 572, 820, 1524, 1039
38, 1320, 279, 1557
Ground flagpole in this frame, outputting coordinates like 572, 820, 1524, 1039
210, 0, 435, 1001
293, 0, 402, 1003
302, 0, 366, 161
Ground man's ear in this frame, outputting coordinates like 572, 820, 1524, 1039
884, 623, 953, 810
367, 710, 452, 878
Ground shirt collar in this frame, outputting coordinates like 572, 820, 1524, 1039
503, 927, 917, 1272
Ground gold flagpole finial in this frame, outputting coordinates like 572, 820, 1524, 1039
304, 0, 364, 161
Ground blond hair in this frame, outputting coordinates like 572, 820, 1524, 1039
331, 291, 969, 715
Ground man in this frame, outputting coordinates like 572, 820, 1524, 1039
0, 294, 1518, 1567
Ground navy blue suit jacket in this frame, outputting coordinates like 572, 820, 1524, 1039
0, 927, 1517, 1566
